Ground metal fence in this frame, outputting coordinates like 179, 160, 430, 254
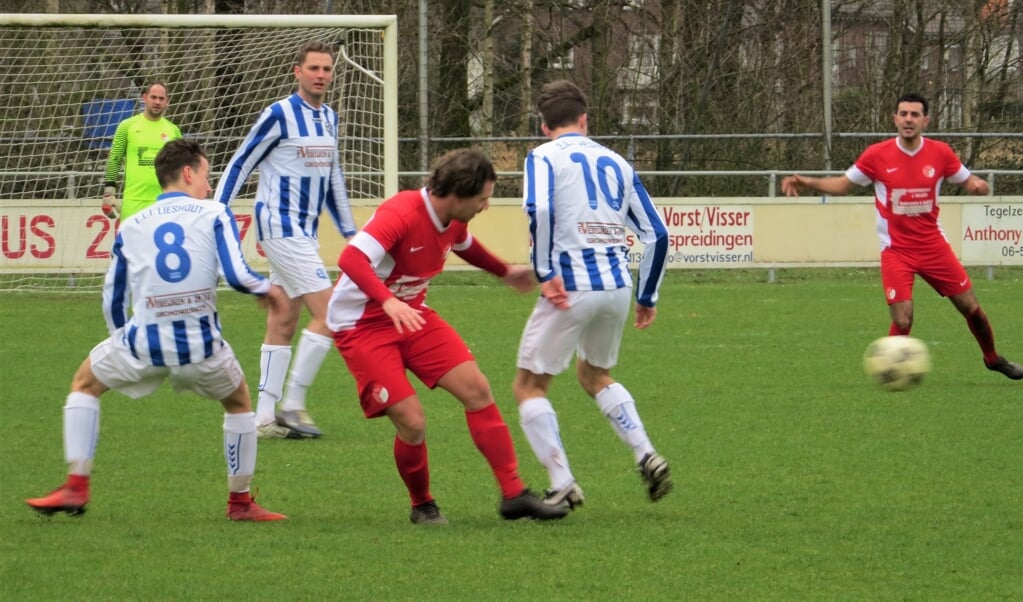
5, 131, 1023, 200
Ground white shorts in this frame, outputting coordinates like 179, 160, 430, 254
516, 286, 632, 375
260, 237, 332, 298
89, 337, 244, 401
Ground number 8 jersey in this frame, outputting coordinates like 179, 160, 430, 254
523, 133, 669, 306
102, 192, 270, 366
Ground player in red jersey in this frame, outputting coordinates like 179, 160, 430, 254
326, 148, 570, 524
782, 92, 1023, 380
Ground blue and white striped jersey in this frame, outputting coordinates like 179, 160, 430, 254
523, 133, 669, 307
214, 93, 356, 241
102, 192, 270, 367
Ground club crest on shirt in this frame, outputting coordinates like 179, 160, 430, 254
312, 113, 335, 137
923, 165, 935, 178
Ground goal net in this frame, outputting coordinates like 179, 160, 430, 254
0, 13, 397, 292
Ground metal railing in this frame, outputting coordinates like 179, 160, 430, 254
4, 168, 1023, 201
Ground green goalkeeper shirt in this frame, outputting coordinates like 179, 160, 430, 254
104, 113, 182, 219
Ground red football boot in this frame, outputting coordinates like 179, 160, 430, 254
26, 477, 90, 516
226, 491, 287, 522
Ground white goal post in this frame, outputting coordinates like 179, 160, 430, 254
0, 13, 397, 291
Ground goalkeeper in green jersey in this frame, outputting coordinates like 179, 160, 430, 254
102, 82, 182, 220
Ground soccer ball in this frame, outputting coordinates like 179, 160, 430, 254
862, 335, 932, 391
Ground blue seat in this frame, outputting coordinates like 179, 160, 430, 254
82, 99, 135, 149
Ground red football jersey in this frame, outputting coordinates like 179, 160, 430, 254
846, 137, 970, 251
327, 188, 472, 331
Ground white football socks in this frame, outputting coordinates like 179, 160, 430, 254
595, 383, 655, 462
63, 391, 100, 475
518, 397, 575, 490
280, 329, 333, 412
256, 344, 292, 425
223, 412, 257, 493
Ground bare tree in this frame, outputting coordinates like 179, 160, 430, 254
16, 0, 1023, 194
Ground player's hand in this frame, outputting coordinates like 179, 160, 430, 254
634, 304, 657, 329
780, 175, 807, 197
966, 175, 990, 196
501, 265, 537, 293
256, 284, 288, 311
541, 276, 570, 310
382, 297, 425, 333
102, 186, 120, 219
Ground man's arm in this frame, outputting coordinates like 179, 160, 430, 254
453, 236, 508, 278
781, 173, 858, 197
101, 120, 129, 218
453, 237, 537, 294
337, 244, 393, 304
101, 232, 129, 334
103, 120, 128, 187
338, 244, 425, 334
325, 162, 357, 238
960, 174, 990, 195
213, 106, 281, 206
323, 109, 357, 237
627, 175, 669, 309
213, 208, 271, 295
523, 150, 557, 282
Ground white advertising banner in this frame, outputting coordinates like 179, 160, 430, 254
961, 203, 1023, 265
626, 204, 754, 268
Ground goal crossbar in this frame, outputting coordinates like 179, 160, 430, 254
1, 13, 398, 30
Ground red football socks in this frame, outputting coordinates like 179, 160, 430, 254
465, 403, 524, 499
394, 435, 432, 507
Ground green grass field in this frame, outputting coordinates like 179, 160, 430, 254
2, 268, 1023, 600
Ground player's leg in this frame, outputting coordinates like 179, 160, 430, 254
948, 288, 997, 360
576, 287, 672, 502
264, 238, 335, 437
337, 325, 444, 523
416, 315, 567, 520
219, 381, 286, 521
932, 258, 1023, 379
880, 248, 916, 335
513, 368, 583, 508
26, 339, 154, 516
383, 396, 447, 524
25, 360, 105, 515
181, 344, 285, 521
279, 287, 334, 418
254, 279, 301, 438
437, 360, 524, 495
413, 314, 522, 498
512, 294, 586, 505
887, 301, 913, 335
254, 240, 307, 437
578, 359, 672, 502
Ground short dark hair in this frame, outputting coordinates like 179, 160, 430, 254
425, 148, 496, 198
155, 139, 206, 188
537, 80, 588, 130
142, 81, 168, 97
896, 92, 929, 116
295, 40, 335, 66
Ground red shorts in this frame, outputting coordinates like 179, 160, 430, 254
333, 308, 474, 418
880, 245, 970, 304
